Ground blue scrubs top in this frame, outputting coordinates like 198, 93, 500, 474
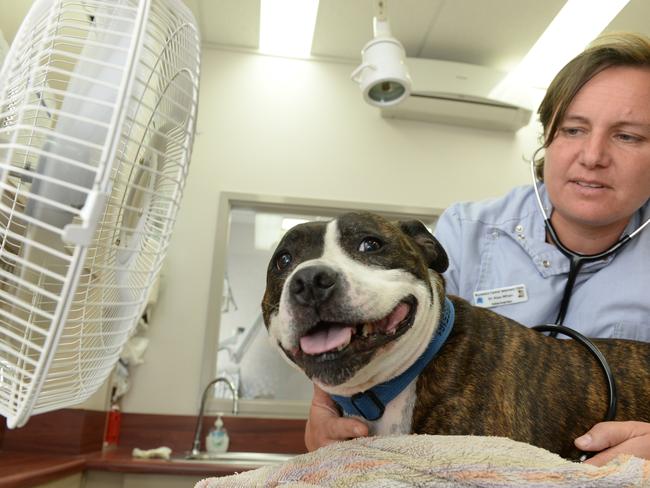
435, 184, 650, 341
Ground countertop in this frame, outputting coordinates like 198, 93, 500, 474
0, 411, 307, 488
0, 451, 86, 488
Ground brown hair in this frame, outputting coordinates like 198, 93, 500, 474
533, 32, 650, 180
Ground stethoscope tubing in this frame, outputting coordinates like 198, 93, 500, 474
528, 150, 650, 460
529, 150, 649, 324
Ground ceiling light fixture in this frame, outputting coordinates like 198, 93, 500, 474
259, 0, 320, 58
351, 0, 411, 107
491, 0, 630, 108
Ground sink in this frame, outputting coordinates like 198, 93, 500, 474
173, 451, 296, 467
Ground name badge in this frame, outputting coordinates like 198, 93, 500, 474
473, 284, 528, 308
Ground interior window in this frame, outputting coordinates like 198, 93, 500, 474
211, 199, 439, 416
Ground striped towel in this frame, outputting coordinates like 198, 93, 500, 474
195, 434, 650, 487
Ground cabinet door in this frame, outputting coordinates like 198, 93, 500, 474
84, 472, 204, 488
123, 474, 205, 488
38, 473, 82, 488
83, 471, 123, 488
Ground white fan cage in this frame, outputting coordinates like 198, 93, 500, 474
0, 0, 200, 428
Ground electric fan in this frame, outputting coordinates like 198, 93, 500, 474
0, 0, 200, 428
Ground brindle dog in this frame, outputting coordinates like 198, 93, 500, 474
261, 211, 650, 459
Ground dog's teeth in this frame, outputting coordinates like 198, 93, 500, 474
362, 323, 373, 336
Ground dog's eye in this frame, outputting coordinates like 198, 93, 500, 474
275, 252, 292, 271
358, 237, 383, 253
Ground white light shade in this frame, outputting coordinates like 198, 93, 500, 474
351, 14, 411, 108
259, 0, 319, 58
351, 36, 411, 107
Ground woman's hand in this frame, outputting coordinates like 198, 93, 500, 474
304, 384, 368, 451
575, 421, 650, 466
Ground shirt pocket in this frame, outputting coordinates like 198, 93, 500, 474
471, 234, 559, 326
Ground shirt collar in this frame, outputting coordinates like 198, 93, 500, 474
500, 185, 644, 276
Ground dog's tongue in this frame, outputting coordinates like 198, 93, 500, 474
300, 325, 353, 355
299, 302, 411, 355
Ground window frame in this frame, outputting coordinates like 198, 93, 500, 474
201, 191, 443, 418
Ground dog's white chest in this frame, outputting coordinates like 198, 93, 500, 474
366, 380, 417, 436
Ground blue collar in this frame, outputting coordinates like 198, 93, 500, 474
330, 297, 455, 421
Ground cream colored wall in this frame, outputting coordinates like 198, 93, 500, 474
120, 47, 539, 415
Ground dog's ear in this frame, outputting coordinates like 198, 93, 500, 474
398, 220, 449, 273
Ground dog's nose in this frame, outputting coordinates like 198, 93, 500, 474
290, 266, 338, 307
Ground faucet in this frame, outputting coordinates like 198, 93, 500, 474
189, 376, 238, 457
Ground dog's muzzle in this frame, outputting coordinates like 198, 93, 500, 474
289, 265, 339, 308
284, 264, 417, 359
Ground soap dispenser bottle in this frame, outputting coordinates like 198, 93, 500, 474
205, 413, 229, 454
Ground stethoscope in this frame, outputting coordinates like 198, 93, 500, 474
528, 149, 650, 460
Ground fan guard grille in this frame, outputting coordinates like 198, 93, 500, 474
0, 0, 200, 427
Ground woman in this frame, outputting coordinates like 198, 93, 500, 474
305, 32, 650, 466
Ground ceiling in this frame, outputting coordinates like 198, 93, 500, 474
2, 0, 650, 72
